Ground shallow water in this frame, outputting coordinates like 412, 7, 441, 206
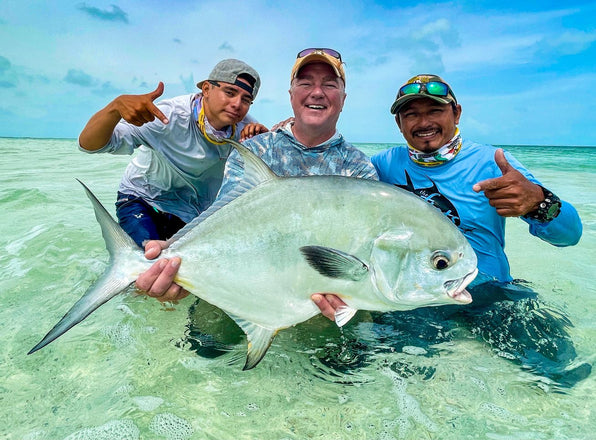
1, 138, 594, 439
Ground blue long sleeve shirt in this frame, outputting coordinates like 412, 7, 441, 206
371, 139, 582, 282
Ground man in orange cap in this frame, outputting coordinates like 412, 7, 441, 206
136, 49, 377, 301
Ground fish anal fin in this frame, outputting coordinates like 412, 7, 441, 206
334, 305, 358, 327
228, 314, 278, 370
299, 245, 369, 281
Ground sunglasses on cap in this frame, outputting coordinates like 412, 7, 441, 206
296, 48, 342, 62
398, 81, 454, 99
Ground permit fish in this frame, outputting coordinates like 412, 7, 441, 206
29, 141, 477, 370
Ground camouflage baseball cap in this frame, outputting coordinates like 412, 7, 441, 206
390, 74, 457, 114
197, 59, 260, 99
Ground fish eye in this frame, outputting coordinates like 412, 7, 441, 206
431, 251, 451, 270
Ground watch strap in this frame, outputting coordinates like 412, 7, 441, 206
522, 186, 561, 223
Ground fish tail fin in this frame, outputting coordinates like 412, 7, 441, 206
27, 273, 136, 354
76, 179, 142, 255
28, 180, 147, 354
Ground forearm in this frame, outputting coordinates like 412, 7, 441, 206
79, 83, 167, 151
78, 102, 123, 151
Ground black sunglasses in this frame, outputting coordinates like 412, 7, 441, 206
296, 48, 342, 62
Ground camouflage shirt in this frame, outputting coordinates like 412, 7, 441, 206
217, 124, 378, 200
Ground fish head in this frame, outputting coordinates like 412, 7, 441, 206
369, 227, 477, 309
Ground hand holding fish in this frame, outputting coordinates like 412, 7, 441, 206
473, 149, 543, 217
311, 293, 348, 321
135, 240, 189, 302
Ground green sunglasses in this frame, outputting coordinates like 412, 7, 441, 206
398, 81, 454, 99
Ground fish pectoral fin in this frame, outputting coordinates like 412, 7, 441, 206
299, 245, 369, 281
334, 305, 358, 327
228, 314, 278, 370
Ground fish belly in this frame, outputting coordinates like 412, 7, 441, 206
167, 178, 390, 328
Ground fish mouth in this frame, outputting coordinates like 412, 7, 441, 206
444, 268, 478, 304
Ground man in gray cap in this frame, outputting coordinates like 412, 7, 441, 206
79, 59, 265, 246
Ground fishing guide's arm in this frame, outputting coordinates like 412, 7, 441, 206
79, 82, 168, 151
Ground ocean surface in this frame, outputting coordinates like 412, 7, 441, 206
1, 137, 594, 439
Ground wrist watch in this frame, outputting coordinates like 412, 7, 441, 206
523, 186, 561, 223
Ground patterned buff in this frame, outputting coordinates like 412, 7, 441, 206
408, 128, 462, 167
192, 95, 236, 145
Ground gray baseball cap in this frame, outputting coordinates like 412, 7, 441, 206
197, 59, 261, 99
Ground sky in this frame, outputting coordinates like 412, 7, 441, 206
1, 0, 595, 146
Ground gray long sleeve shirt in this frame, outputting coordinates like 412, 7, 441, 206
79, 93, 256, 222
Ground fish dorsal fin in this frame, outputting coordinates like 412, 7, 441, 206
228, 313, 278, 370
299, 245, 369, 281
167, 139, 278, 245
227, 139, 278, 188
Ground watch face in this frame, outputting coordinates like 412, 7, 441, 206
547, 203, 560, 218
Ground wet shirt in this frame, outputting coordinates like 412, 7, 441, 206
217, 125, 379, 200
371, 139, 582, 282
79, 93, 256, 223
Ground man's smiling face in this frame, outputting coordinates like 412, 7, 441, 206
397, 98, 462, 152
289, 62, 346, 136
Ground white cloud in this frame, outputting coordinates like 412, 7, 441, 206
544, 30, 596, 55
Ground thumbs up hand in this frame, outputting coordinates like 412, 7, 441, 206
112, 82, 169, 126
473, 149, 544, 217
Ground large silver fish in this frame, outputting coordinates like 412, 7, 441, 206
29, 141, 477, 369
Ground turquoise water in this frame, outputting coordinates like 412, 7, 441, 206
1, 138, 594, 439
